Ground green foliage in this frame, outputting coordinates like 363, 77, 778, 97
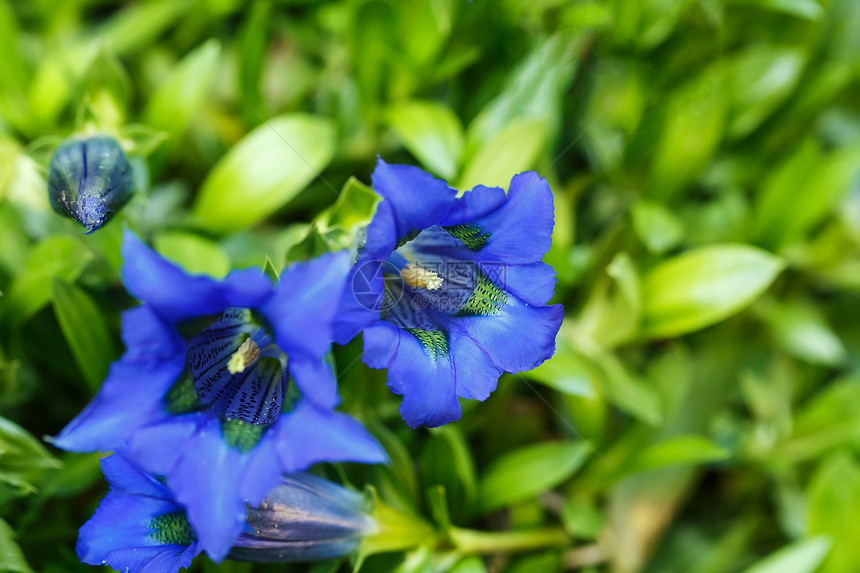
1, 0, 860, 572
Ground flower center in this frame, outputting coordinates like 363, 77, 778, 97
227, 338, 261, 374
165, 308, 293, 434
400, 263, 443, 290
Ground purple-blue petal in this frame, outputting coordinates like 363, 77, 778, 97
77, 488, 199, 573
121, 230, 273, 322
459, 298, 564, 373
51, 354, 185, 452
288, 355, 339, 410
381, 329, 461, 428
263, 251, 351, 360
368, 159, 458, 253
272, 403, 388, 471
440, 184, 507, 226
470, 171, 554, 263
99, 454, 170, 498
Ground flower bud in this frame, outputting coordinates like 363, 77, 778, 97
48, 135, 134, 234
230, 473, 375, 563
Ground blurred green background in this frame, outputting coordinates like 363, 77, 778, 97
2, 0, 860, 571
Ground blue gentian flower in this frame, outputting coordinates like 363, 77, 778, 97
77, 455, 202, 573
48, 135, 135, 234
334, 159, 564, 428
80, 456, 375, 572
54, 230, 386, 561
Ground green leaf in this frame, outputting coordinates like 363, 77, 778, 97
754, 142, 860, 250
154, 231, 231, 278
449, 556, 488, 573
51, 279, 115, 393
458, 117, 548, 190
647, 68, 726, 200
626, 435, 730, 474
420, 426, 478, 522
7, 235, 93, 320
743, 536, 831, 573
808, 454, 860, 573
465, 33, 577, 156
0, 518, 33, 573
756, 299, 847, 366
632, 200, 685, 254
591, 350, 663, 426
478, 441, 590, 512
99, 0, 191, 56
387, 100, 464, 180
143, 39, 221, 147
782, 377, 860, 462
192, 114, 336, 233
726, 0, 823, 21
726, 45, 805, 139
640, 244, 785, 339
0, 416, 60, 499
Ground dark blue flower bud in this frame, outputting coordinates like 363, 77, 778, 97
48, 135, 134, 234
230, 473, 375, 563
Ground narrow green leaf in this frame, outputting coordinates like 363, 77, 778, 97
0, 518, 33, 573
192, 114, 336, 233
626, 435, 730, 474
808, 454, 860, 573
640, 244, 784, 338
387, 100, 464, 180
743, 536, 831, 573
144, 39, 221, 146
478, 441, 590, 512
51, 279, 115, 393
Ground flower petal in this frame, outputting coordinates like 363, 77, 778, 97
459, 297, 564, 373
52, 354, 185, 452
100, 455, 170, 498
449, 328, 504, 401
288, 355, 339, 410
471, 171, 554, 263
272, 403, 387, 471
77, 489, 198, 573
263, 251, 351, 360
367, 159, 458, 255
121, 230, 273, 322
497, 261, 558, 307
382, 329, 461, 428
162, 417, 253, 562
441, 184, 507, 226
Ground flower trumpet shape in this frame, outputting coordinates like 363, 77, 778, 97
54, 230, 386, 561
334, 159, 564, 428
48, 135, 135, 234
79, 456, 374, 572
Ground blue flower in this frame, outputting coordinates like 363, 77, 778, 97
48, 135, 135, 234
77, 455, 202, 573
54, 230, 386, 561
334, 159, 564, 428
80, 456, 376, 572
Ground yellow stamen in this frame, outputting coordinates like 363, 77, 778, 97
227, 338, 261, 374
400, 264, 443, 290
